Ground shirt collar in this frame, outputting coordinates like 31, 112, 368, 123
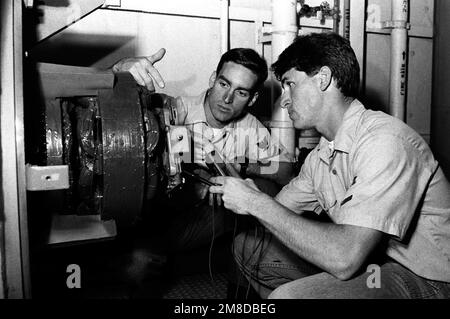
317, 99, 366, 164
333, 99, 366, 153
183, 90, 209, 125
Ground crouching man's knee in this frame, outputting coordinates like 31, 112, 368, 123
268, 282, 295, 299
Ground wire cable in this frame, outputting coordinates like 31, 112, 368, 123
208, 195, 219, 299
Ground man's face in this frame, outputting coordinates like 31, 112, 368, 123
206, 61, 259, 127
280, 68, 321, 130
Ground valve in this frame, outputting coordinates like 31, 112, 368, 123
298, 1, 338, 25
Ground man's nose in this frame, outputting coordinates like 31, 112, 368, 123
223, 90, 233, 104
280, 94, 291, 109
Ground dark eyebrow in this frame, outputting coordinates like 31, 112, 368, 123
217, 75, 252, 92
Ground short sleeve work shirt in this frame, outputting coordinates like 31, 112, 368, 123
276, 100, 450, 282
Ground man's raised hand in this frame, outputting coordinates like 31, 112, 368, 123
112, 48, 166, 91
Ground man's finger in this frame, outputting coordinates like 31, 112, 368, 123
128, 68, 147, 88
134, 65, 156, 91
217, 194, 223, 206
210, 176, 225, 185
209, 192, 214, 206
146, 65, 165, 89
209, 185, 224, 194
147, 48, 166, 64
144, 48, 166, 88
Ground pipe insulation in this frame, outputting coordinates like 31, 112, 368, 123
389, 0, 409, 121
270, 0, 298, 158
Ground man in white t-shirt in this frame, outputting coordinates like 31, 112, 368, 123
113, 48, 294, 251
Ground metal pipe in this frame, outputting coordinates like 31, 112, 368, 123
270, 0, 298, 159
389, 0, 409, 121
220, 0, 229, 54
333, 0, 340, 34
343, 0, 350, 39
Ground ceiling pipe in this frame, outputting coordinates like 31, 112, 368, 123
220, 0, 229, 54
270, 0, 298, 159
389, 0, 409, 121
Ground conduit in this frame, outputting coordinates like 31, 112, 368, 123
220, 0, 229, 54
389, 0, 409, 121
270, 0, 298, 158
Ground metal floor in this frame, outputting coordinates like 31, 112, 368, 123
30, 234, 233, 299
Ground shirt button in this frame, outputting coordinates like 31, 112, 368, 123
332, 169, 337, 175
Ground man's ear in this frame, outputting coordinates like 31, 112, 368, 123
319, 66, 332, 91
248, 92, 259, 107
209, 71, 217, 88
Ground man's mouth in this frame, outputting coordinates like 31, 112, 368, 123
287, 109, 296, 119
217, 105, 231, 113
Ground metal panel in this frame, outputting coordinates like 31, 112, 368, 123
350, 0, 367, 85
407, 37, 433, 141
363, 2, 434, 141
103, 0, 272, 22
431, 0, 450, 167
0, 0, 31, 298
35, 0, 105, 44
364, 33, 390, 112
366, 0, 434, 38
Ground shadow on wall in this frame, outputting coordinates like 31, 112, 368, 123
28, 32, 135, 67
40, 0, 71, 7
360, 87, 389, 113
361, 60, 390, 113
249, 79, 280, 124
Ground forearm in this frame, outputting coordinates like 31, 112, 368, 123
245, 192, 375, 280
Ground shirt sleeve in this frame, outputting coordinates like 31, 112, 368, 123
174, 96, 188, 125
275, 149, 323, 214
334, 133, 437, 240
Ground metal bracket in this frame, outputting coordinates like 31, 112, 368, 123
382, 21, 411, 30
26, 164, 69, 191
258, 26, 273, 44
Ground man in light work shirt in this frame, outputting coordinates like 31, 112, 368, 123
210, 33, 450, 298
113, 48, 293, 251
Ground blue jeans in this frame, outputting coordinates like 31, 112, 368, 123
233, 230, 450, 299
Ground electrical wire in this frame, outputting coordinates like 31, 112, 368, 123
208, 195, 219, 299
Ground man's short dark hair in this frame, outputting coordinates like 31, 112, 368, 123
272, 32, 360, 98
216, 48, 268, 91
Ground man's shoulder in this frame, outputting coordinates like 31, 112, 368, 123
176, 91, 207, 108
357, 108, 426, 147
175, 91, 208, 125
234, 112, 267, 130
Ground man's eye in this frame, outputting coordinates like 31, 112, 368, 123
282, 82, 292, 90
219, 81, 228, 88
236, 90, 249, 98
